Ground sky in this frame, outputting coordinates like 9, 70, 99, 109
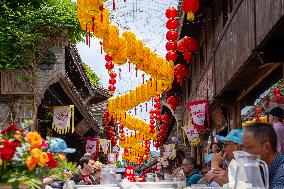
76, 0, 179, 156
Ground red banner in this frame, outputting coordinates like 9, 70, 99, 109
85, 138, 98, 157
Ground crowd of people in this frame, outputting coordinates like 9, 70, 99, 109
181, 106, 284, 189
42, 138, 104, 188
41, 106, 284, 189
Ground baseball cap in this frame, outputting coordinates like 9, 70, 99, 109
48, 138, 76, 153
216, 129, 244, 145
269, 107, 284, 119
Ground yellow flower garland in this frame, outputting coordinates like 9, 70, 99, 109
77, 0, 174, 163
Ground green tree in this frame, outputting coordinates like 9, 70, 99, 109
0, 0, 85, 71
83, 63, 100, 85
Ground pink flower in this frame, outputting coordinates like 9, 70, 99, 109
41, 140, 48, 149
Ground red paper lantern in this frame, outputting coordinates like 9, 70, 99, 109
174, 64, 189, 86
166, 51, 178, 62
161, 114, 172, 123
166, 96, 181, 111
166, 19, 178, 30
166, 30, 178, 41
166, 7, 178, 19
182, 0, 200, 21
177, 36, 198, 63
166, 41, 177, 51
108, 84, 116, 93
109, 79, 116, 85
105, 61, 114, 70
150, 109, 155, 115
155, 109, 161, 115
274, 88, 282, 103
105, 54, 113, 62
109, 71, 117, 79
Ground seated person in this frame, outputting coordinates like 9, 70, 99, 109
242, 122, 284, 189
211, 129, 244, 186
182, 157, 202, 186
72, 156, 98, 185
42, 138, 76, 188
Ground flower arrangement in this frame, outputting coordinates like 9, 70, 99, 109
0, 124, 77, 189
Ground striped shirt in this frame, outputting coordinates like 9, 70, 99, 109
269, 152, 284, 189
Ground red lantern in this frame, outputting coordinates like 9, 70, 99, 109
108, 84, 116, 94
161, 114, 172, 123
177, 36, 198, 63
166, 51, 178, 62
150, 109, 155, 115
105, 54, 113, 62
109, 79, 116, 85
105, 62, 114, 70
166, 7, 178, 19
167, 96, 181, 111
109, 71, 117, 79
166, 41, 177, 51
174, 64, 189, 86
274, 88, 282, 103
166, 19, 178, 30
155, 109, 161, 115
166, 30, 178, 41
154, 103, 160, 109
182, 0, 200, 21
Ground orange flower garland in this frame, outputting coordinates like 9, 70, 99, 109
77, 0, 174, 163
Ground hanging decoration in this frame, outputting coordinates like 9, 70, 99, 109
85, 138, 99, 157
255, 107, 261, 122
274, 88, 282, 103
174, 64, 189, 86
166, 96, 181, 111
149, 109, 156, 134
182, 0, 200, 21
105, 54, 117, 94
163, 144, 176, 160
165, 7, 178, 63
177, 36, 198, 63
52, 105, 74, 134
187, 100, 209, 132
182, 126, 200, 146
99, 139, 111, 154
77, 0, 175, 163
154, 94, 161, 122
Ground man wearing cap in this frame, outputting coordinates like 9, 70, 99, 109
43, 138, 76, 188
211, 129, 244, 186
269, 107, 284, 154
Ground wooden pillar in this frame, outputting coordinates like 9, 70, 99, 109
228, 101, 241, 129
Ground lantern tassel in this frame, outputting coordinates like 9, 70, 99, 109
88, 31, 91, 47
92, 17, 95, 32
86, 32, 88, 46
113, 0, 115, 10
128, 61, 131, 72
187, 12, 195, 21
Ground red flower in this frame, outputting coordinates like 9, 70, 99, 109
46, 153, 58, 168
3, 139, 20, 148
0, 146, 16, 161
0, 124, 22, 135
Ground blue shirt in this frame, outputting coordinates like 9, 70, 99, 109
185, 170, 202, 186
269, 152, 284, 189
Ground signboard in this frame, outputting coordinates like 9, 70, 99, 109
85, 138, 98, 157
125, 165, 135, 182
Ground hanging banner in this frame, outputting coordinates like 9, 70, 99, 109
99, 139, 110, 154
52, 105, 74, 134
85, 138, 98, 157
182, 126, 200, 146
108, 153, 117, 164
163, 144, 176, 160
187, 100, 209, 132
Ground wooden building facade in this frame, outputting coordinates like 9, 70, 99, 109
176, 0, 284, 161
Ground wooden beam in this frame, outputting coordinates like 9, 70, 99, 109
237, 64, 280, 101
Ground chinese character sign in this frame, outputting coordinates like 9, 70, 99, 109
187, 100, 209, 132
85, 138, 98, 157
163, 144, 176, 159
125, 166, 135, 182
52, 105, 74, 134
